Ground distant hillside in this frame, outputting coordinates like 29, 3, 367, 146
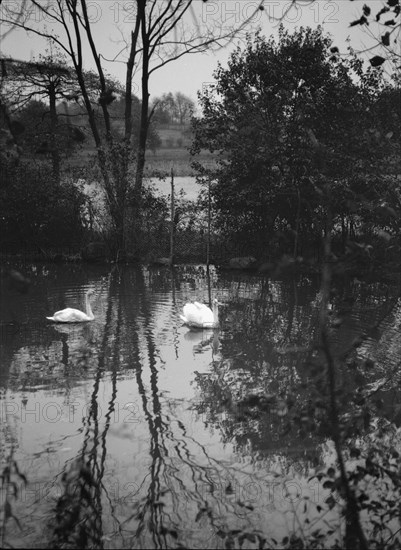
156, 123, 192, 149
51, 107, 216, 176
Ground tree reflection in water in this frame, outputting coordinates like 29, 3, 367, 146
0, 265, 400, 548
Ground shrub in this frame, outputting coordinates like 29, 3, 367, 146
0, 158, 86, 250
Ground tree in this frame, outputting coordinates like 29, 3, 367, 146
152, 92, 177, 125
1, 0, 264, 256
345, 0, 401, 72
2, 52, 91, 181
174, 92, 195, 124
0, 155, 86, 250
191, 26, 401, 260
153, 91, 195, 125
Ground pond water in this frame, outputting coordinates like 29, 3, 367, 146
146, 176, 200, 201
1, 263, 400, 548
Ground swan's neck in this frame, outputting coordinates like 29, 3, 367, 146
85, 294, 94, 319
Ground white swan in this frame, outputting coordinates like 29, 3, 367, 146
46, 289, 95, 323
180, 299, 220, 328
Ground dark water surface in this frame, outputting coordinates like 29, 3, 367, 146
1, 263, 400, 548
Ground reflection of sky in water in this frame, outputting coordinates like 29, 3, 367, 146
1, 265, 400, 547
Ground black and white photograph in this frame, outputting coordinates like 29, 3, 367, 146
0, 1, 400, 548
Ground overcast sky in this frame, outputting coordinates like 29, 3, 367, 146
1, 0, 380, 103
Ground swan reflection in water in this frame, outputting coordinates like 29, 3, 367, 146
184, 327, 220, 356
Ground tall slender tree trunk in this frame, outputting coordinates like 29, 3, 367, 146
131, 7, 151, 253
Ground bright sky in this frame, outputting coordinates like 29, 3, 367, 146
0, 0, 382, 103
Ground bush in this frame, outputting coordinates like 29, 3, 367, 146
0, 158, 86, 251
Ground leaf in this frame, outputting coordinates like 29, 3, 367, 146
384, 19, 396, 25
350, 15, 368, 26
376, 6, 390, 20
330, 46, 339, 54
363, 4, 371, 16
382, 32, 391, 46
325, 495, 336, 509
350, 447, 361, 458
369, 55, 386, 67
323, 480, 334, 489
387, 0, 399, 6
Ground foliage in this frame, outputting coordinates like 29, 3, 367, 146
108, 97, 161, 152
346, 0, 401, 74
0, 447, 26, 547
135, 182, 170, 257
192, 26, 401, 263
50, 459, 100, 549
0, 157, 87, 250
152, 91, 195, 125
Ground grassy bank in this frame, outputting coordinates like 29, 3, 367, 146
67, 146, 217, 178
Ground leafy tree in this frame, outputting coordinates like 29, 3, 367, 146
0, 157, 86, 250
192, 26, 401, 261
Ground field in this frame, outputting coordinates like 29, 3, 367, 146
64, 123, 217, 177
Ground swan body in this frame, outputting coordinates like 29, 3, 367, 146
180, 299, 220, 328
46, 289, 95, 323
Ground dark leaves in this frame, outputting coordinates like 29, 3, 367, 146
376, 6, 390, 20
327, 467, 336, 478
350, 15, 368, 26
323, 480, 334, 489
369, 55, 386, 67
10, 120, 25, 135
382, 31, 391, 46
98, 89, 116, 106
362, 4, 371, 16
325, 495, 336, 509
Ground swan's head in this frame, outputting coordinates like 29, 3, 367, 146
86, 289, 95, 297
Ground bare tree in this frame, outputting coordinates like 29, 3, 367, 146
1, 0, 265, 256
174, 92, 195, 124
152, 91, 194, 125
3, 53, 77, 182
0, 0, 29, 162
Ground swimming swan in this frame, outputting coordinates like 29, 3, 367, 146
46, 289, 95, 323
180, 299, 220, 328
